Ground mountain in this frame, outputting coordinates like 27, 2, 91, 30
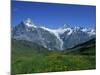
12, 18, 96, 50
61, 27, 95, 49
12, 18, 63, 50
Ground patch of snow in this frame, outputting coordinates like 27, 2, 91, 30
24, 18, 37, 28
54, 27, 73, 35
87, 29, 96, 36
55, 28, 68, 34
81, 28, 88, 32
41, 26, 64, 50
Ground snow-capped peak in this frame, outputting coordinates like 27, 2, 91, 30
24, 18, 37, 28
63, 24, 68, 28
74, 26, 81, 30
62, 24, 70, 29
81, 28, 88, 32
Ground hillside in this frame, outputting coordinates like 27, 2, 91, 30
12, 39, 50, 54
63, 38, 96, 55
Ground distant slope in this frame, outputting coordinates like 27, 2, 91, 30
11, 39, 50, 54
64, 38, 96, 55
73, 38, 95, 48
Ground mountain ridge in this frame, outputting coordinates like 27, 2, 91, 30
12, 18, 96, 50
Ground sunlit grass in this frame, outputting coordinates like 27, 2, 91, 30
11, 40, 96, 74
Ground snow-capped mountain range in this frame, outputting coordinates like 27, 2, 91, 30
12, 18, 96, 50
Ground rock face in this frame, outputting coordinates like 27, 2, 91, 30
12, 18, 96, 50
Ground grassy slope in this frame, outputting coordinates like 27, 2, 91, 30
11, 39, 96, 75
64, 38, 96, 55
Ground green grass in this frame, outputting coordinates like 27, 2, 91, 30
11, 39, 96, 75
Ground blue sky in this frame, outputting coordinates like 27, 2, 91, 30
11, 1, 96, 29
